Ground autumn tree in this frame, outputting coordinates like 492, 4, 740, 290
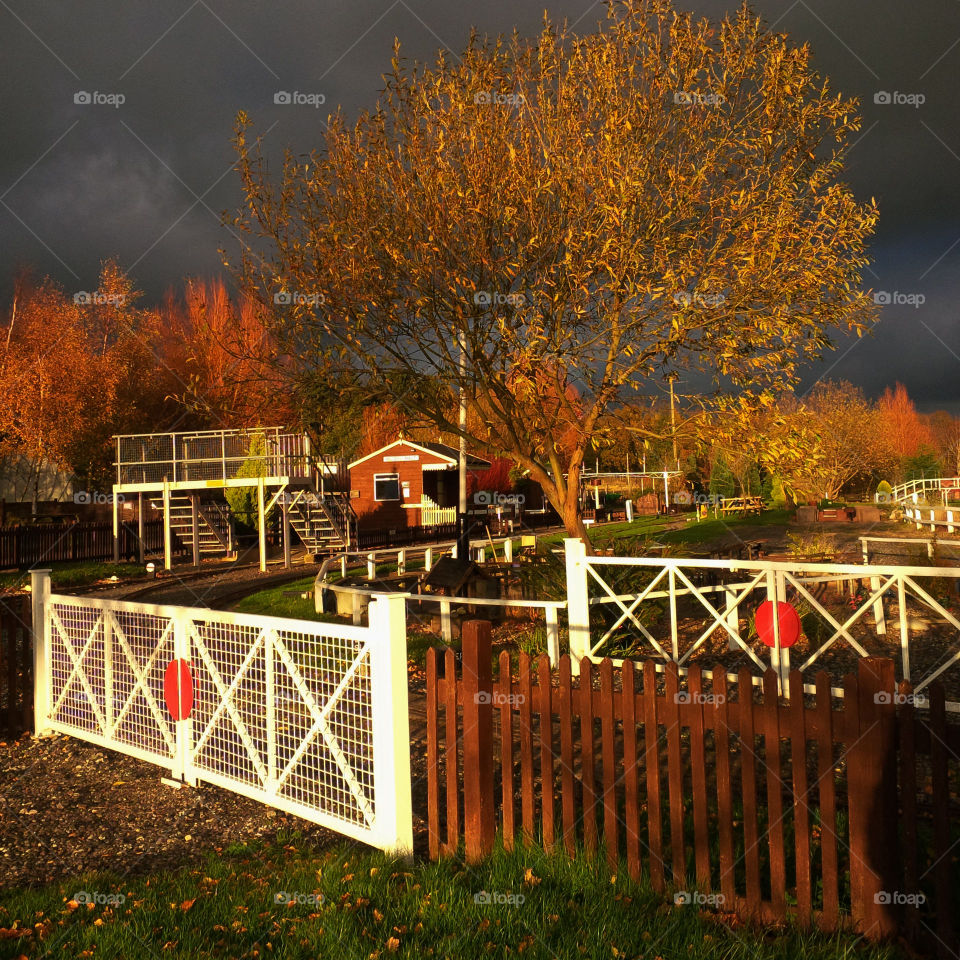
231, 0, 877, 541
0, 262, 172, 501
798, 381, 888, 500
877, 383, 933, 476
159, 277, 292, 427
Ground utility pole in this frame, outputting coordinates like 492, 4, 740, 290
669, 376, 678, 468
457, 329, 469, 561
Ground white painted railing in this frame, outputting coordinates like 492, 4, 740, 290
31, 570, 413, 854
904, 506, 960, 533
891, 476, 960, 504
564, 539, 960, 709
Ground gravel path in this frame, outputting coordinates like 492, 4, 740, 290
0, 675, 431, 891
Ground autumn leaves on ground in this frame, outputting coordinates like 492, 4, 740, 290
0, 834, 905, 960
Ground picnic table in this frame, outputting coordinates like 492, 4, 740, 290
717, 496, 764, 517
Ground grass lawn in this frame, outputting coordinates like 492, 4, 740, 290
231, 576, 327, 622
536, 510, 792, 550
0, 561, 147, 592
0, 834, 904, 960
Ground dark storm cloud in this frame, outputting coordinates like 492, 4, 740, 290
2, 0, 959, 407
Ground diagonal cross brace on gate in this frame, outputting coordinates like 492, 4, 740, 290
271, 631, 376, 826
31, 574, 414, 856
564, 539, 960, 709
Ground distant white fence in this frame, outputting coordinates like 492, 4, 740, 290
563, 540, 960, 710
904, 505, 960, 533
892, 476, 960, 504
31, 571, 412, 854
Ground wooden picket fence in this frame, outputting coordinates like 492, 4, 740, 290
0, 596, 32, 737
426, 621, 960, 954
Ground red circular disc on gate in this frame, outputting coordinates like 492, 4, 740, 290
164, 659, 193, 720
754, 600, 801, 648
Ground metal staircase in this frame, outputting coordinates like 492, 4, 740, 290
286, 491, 357, 555
149, 495, 234, 558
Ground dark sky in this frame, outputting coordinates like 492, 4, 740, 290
1, 0, 958, 409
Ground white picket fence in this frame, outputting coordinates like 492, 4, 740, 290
564, 540, 960, 709
30, 571, 412, 854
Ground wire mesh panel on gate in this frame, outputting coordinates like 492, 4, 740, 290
47, 600, 177, 764
187, 617, 376, 831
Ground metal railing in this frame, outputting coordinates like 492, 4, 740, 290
114, 427, 331, 486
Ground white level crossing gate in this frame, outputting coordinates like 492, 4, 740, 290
30, 572, 412, 855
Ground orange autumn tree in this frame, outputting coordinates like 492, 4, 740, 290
0, 263, 169, 499
877, 382, 934, 473
160, 277, 292, 427
232, 0, 878, 542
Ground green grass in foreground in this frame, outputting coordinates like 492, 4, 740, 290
0, 835, 904, 960
0, 561, 146, 592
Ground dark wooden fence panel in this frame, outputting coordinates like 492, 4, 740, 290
426, 626, 958, 953
0, 520, 183, 569
0, 596, 32, 737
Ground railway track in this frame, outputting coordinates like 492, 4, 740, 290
64, 560, 321, 611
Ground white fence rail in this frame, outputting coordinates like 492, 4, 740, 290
564, 540, 960, 709
892, 476, 960, 504
32, 571, 412, 855
904, 506, 960, 533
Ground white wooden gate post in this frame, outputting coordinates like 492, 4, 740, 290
368, 594, 414, 857
565, 538, 590, 675
162, 479, 172, 571
257, 477, 267, 573
30, 569, 52, 737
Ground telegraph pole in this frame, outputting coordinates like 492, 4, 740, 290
457, 329, 469, 561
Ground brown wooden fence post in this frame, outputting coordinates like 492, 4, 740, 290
461, 619, 495, 863
847, 657, 899, 939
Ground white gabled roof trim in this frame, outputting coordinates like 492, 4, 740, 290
348, 438, 457, 470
